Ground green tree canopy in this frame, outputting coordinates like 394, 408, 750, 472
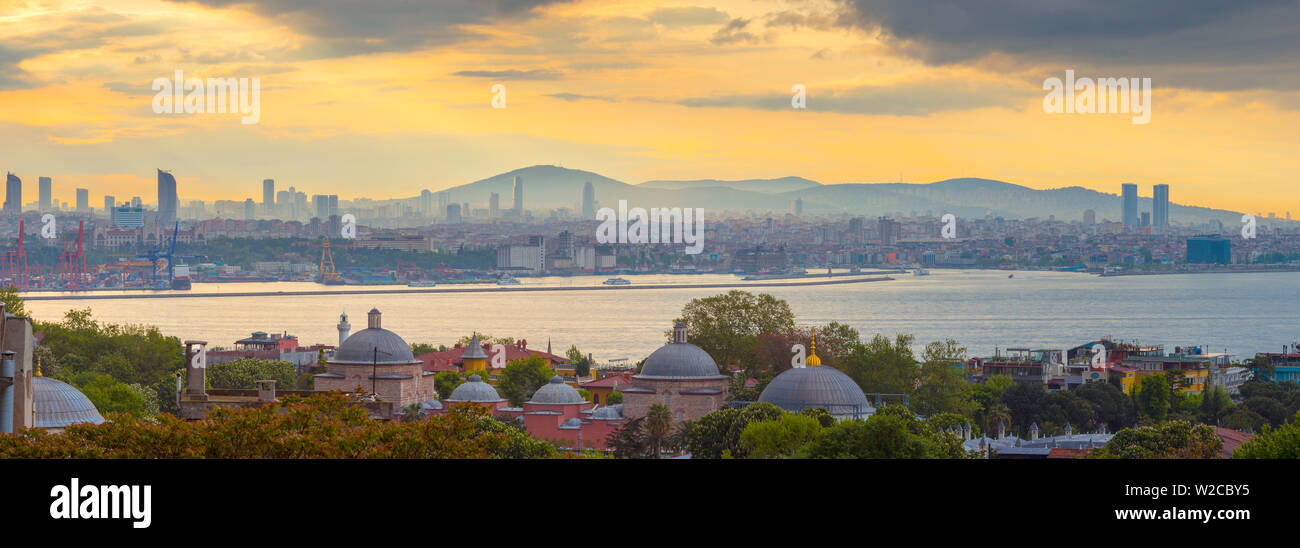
741, 414, 824, 458
1233, 411, 1300, 459
204, 358, 299, 391
672, 290, 796, 369
496, 355, 554, 407
840, 333, 920, 395
1092, 421, 1222, 459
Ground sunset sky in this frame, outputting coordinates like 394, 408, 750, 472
1, 0, 1298, 214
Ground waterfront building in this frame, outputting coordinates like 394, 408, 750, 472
38, 176, 51, 211
158, 169, 178, 223
1254, 347, 1300, 383
731, 246, 787, 273
1187, 235, 1230, 264
621, 322, 729, 425
1121, 183, 1138, 226
4, 173, 21, 215
1153, 184, 1169, 228
757, 332, 874, 419
313, 308, 435, 406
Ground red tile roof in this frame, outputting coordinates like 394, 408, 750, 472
581, 372, 633, 389
1213, 426, 1254, 458
416, 341, 568, 373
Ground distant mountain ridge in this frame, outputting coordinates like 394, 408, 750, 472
425, 165, 1252, 225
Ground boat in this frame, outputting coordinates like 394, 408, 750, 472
407, 281, 438, 287
602, 277, 631, 285
497, 274, 521, 286
1008, 273, 1015, 278
913, 268, 929, 276
170, 264, 193, 290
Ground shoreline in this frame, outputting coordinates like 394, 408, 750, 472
20, 275, 895, 301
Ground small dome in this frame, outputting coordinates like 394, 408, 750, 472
758, 366, 873, 418
446, 374, 504, 402
528, 376, 586, 404
420, 400, 443, 411
560, 417, 583, 428
32, 377, 105, 429
591, 404, 624, 420
639, 343, 725, 379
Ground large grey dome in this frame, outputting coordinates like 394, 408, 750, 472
528, 376, 586, 404
32, 377, 105, 429
332, 309, 418, 365
758, 366, 873, 417
447, 375, 504, 402
639, 343, 725, 379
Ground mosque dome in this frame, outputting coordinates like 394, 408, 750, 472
528, 376, 586, 404
638, 322, 726, 380
330, 309, 418, 365
758, 333, 872, 417
591, 404, 624, 420
32, 377, 105, 429
446, 375, 504, 403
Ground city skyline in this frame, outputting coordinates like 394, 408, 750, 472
0, 1, 1298, 213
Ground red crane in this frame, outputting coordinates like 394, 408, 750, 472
57, 221, 88, 290
1, 220, 28, 289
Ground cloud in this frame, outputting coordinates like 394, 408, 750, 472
678, 79, 1033, 116
165, 0, 574, 56
646, 6, 729, 27
710, 17, 761, 45
545, 92, 617, 102
833, 0, 1300, 91
452, 69, 563, 80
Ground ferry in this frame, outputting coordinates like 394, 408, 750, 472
497, 274, 521, 286
407, 281, 438, 287
602, 277, 631, 285
913, 268, 929, 276
170, 264, 193, 290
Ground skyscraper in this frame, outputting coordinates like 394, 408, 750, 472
313, 194, 329, 219
489, 192, 500, 218
328, 195, 339, 218
581, 181, 595, 219
131, 196, 142, 208
76, 188, 89, 212
446, 203, 462, 223
38, 176, 51, 211
263, 179, 275, 212
1083, 209, 1095, 225
513, 175, 523, 214
437, 191, 449, 219
276, 190, 291, 218
420, 189, 433, 216
1121, 183, 1138, 226
1153, 184, 1169, 228
157, 169, 178, 223
104, 195, 115, 217
244, 198, 255, 220
792, 198, 803, 216
4, 173, 21, 216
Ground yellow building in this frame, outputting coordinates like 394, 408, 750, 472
461, 334, 489, 374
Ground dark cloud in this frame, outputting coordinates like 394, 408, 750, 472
646, 6, 729, 27
545, 92, 617, 102
678, 80, 1033, 116
165, 0, 573, 56
452, 69, 563, 80
834, 0, 1300, 91
711, 17, 761, 45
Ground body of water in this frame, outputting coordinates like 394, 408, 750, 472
22, 270, 1300, 362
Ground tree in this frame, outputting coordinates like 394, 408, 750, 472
606, 391, 623, 405
1244, 396, 1289, 427
1092, 421, 1222, 459
435, 371, 466, 399
1136, 374, 1171, 423
684, 402, 785, 459
1220, 408, 1267, 432
410, 343, 437, 355
1075, 381, 1135, 432
1233, 411, 1300, 459
672, 290, 796, 369
565, 345, 593, 377
205, 358, 298, 390
913, 339, 974, 417
840, 333, 920, 395
495, 355, 553, 407
62, 371, 147, 417
741, 414, 823, 458
645, 403, 672, 458
608, 416, 649, 459
796, 405, 974, 459
1199, 386, 1234, 424
799, 407, 835, 428
1001, 382, 1047, 434
0, 285, 26, 318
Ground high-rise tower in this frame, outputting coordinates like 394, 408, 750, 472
1153, 184, 1169, 228
157, 169, 178, 223
1121, 183, 1138, 226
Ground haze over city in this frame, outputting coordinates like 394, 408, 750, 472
2, 0, 1299, 214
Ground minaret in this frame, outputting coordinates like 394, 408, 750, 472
337, 312, 351, 346
672, 321, 688, 343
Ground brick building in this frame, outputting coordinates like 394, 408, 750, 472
621, 322, 729, 425
313, 308, 435, 407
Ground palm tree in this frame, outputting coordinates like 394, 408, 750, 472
400, 402, 425, 423
986, 403, 1012, 437
645, 403, 672, 459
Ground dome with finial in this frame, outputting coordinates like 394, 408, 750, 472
329, 308, 418, 365
806, 330, 822, 366
638, 322, 727, 380
461, 333, 489, 360
757, 328, 872, 418
528, 376, 586, 405
446, 374, 504, 403
32, 377, 105, 429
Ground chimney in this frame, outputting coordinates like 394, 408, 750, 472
1, 350, 14, 434
256, 380, 276, 402
997, 421, 1006, 440
963, 421, 971, 441
673, 322, 688, 343
367, 308, 381, 329
184, 340, 208, 401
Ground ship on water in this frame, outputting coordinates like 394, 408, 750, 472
603, 277, 631, 285
170, 263, 192, 290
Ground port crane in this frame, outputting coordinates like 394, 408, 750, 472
135, 222, 205, 288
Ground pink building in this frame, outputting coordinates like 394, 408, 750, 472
425, 374, 626, 451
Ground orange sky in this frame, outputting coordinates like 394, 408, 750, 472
1, 0, 1298, 215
